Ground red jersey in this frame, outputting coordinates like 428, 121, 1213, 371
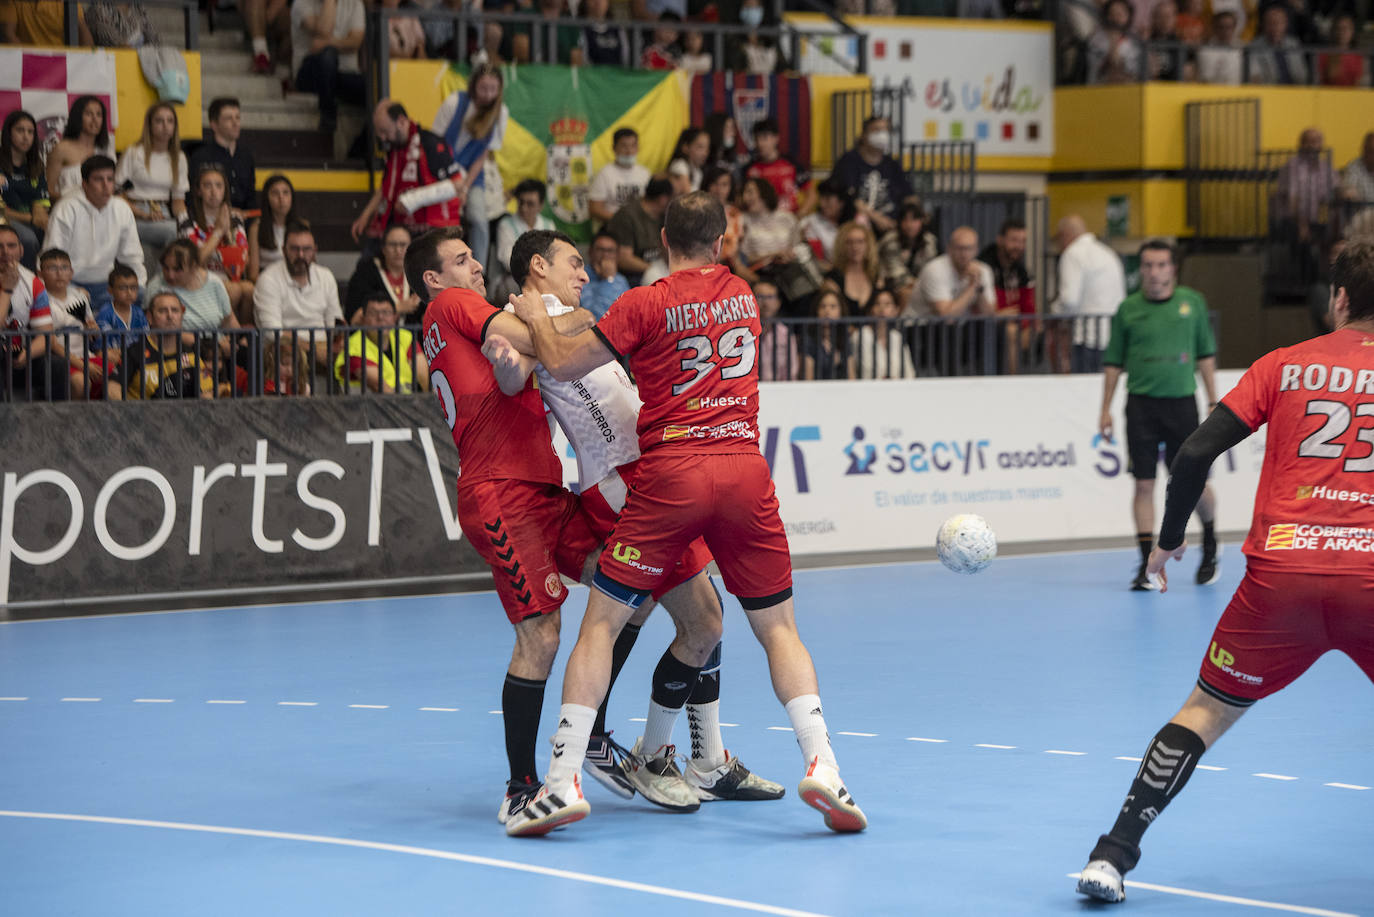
595, 264, 760, 457
745, 156, 810, 213
371, 123, 464, 237
421, 287, 561, 488
1222, 326, 1374, 573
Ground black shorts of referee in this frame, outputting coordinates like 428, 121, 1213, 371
1125, 393, 1201, 480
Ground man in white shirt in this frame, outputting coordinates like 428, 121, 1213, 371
291, 0, 366, 132
1195, 9, 1242, 85
588, 128, 650, 224
1050, 214, 1127, 372
44, 156, 146, 313
253, 224, 343, 368
907, 226, 996, 375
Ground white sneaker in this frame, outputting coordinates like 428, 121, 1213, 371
1076, 859, 1126, 903
496, 778, 541, 825
684, 751, 785, 802
624, 738, 700, 812
797, 756, 867, 832
504, 773, 591, 837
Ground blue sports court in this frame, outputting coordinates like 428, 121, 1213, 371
1, 549, 1370, 916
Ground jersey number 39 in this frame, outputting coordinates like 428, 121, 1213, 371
673, 328, 757, 396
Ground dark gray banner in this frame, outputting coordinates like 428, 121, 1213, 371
0, 396, 488, 607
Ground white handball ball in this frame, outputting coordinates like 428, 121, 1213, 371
936, 514, 998, 575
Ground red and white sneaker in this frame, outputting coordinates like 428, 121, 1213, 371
797, 756, 867, 833
504, 772, 591, 837
251, 52, 272, 74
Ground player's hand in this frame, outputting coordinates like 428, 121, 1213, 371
508, 290, 545, 324
350, 214, 368, 243
1146, 542, 1186, 593
481, 333, 520, 371
1098, 410, 1114, 442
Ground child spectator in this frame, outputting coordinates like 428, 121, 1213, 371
745, 117, 812, 214
40, 248, 113, 400
678, 28, 712, 73
641, 12, 682, 69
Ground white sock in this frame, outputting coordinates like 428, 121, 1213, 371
784, 694, 837, 769
686, 700, 726, 770
252, 36, 269, 55
640, 699, 681, 754
546, 703, 596, 787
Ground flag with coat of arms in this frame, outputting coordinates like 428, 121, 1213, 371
0, 49, 118, 155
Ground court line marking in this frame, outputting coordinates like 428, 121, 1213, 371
1045, 750, 1085, 756
1325, 783, 1370, 790
974, 744, 1016, 749
720, 722, 739, 727
419, 707, 458, 712
0, 696, 28, 701
1116, 756, 1142, 762
836, 731, 877, 737
0, 811, 834, 917
133, 699, 174, 704
206, 700, 245, 704
488, 710, 503, 715
349, 705, 389, 710
1197, 765, 1228, 771
1254, 773, 1299, 781
906, 737, 947, 743
767, 726, 794, 732
1066, 873, 1356, 916
278, 702, 317, 707
60, 697, 100, 702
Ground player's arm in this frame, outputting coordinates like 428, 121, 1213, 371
1156, 405, 1251, 555
1099, 365, 1122, 440
508, 290, 614, 382
481, 331, 537, 396
1196, 354, 1218, 409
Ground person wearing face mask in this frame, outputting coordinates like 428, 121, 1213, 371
589, 128, 650, 224
729, 0, 788, 73
830, 116, 913, 236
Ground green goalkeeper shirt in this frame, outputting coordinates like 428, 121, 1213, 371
1103, 286, 1216, 398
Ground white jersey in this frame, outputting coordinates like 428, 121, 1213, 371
510, 294, 643, 490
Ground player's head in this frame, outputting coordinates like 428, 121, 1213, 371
1330, 236, 1374, 327
512, 230, 587, 307
661, 190, 726, 264
406, 226, 483, 303
1138, 239, 1178, 299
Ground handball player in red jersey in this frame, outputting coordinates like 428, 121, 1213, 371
501, 191, 867, 837
1077, 236, 1374, 902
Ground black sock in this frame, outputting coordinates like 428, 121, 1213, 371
593, 622, 641, 736
688, 642, 722, 705
650, 648, 702, 710
502, 673, 546, 785
1201, 520, 1217, 555
1136, 533, 1153, 566
1090, 722, 1207, 874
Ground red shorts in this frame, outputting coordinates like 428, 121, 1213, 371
580, 461, 713, 600
70, 356, 106, 398
458, 480, 600, 625
597, 451, 792, 604
1197, 564, 1374, 704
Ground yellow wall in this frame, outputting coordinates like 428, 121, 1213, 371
114, 49, 201, 149
808, 73, 872, 171
388, 60, 449, 129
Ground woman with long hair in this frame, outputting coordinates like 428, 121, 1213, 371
854, 286, 915, 380
46, 95, 115, 201
0, 110, 51, 267
431, 62, 509, 269
705, 112, 749, 181
248, 174, 301, 281
800, 287, 855, 381
878, 200, 938, 304
667, 126, 711, 196
825, 220, 881, 316
702, 166, 743, 270
346, 224, 421, 326
180, 164, 254, 324
116, 102, 189, 274
147, 238, 238, 336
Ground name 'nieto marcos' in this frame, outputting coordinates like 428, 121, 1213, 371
663, 295, 759, 333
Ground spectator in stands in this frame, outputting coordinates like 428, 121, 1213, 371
262, 335, 312, 395
432, 64, 509, 268
1277, 127, 1337, 282
703, 166, 744, 270
800, 288, 855, 381
1175, 0, 1207, 43
979, 218, 1037, 375
678, 28, 712, 74
292, 0, 367, 133
384, 0, 428, 59
335, 291, 429, 394
640, 12, 681, 69
120, 290, 220, 400
1049, 214, 1125, 372
1, 110, 50, 269
1317, 13, 1365, 86
355, 100, 465, 253
0, 0, 91, 45
254, 223, 343, 366
85, 0, 156, 47
825, 221, 881, 316
244, 0, 291, 74
1282, 0, 1321, 43
878, 199, 938, 305
0, 224, 67, 401
800, 178, 852, 274
346, 224, 421, 326
737, 176, 800, 290
45, 155, 144, 310
582, 230, 629, 321
248, 174, 300, 282
94, 261, 148, 338
1247, 3, 1307, 83
706, 113, 750, 182
534, 0, 581, 64
589, 128, 649, 224
1341, 132, 1374, 205
189, 98, 257, 213
1088, 0, 1144, 82
855, 286, 915, 380
180, 163, 253, 325
728, 0, 788, 74
906, 226, 996, 376
831, 116, 912, 235
745, 118, 812, 215
755, 280, 798, 381
1147, 0, 1191, 80
1196, 9, 1244, 83
605, 175, 671, 284
148, 238, 239, 334
117, 102, 190, 277
667, 127, 711, 196
491, 178, 554, 303
574, 0, 630, 67
46, 96, 114, 204
41, 247, 111, 400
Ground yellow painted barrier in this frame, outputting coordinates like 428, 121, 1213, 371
113, 49, 201, 148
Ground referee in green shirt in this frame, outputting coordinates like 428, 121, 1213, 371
1099, 240, 1220, 591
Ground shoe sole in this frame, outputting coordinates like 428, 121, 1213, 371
505, 799, 591, 837
582, 764, 636, 800
628, 781, 700, 812
1076, 875, 1125, 903
798, 779, 867, 832
1196, 566, 1221, 586
694, 787, 786, 802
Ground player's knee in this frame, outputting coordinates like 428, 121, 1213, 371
513, 612, 561, 671
1133, 478, 1155, 497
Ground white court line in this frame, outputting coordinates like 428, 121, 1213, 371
629, 717, 646, 722
1066, 873, 1356, 916
1197, 765, 1228, 771
767, 726, 794, 732
1254, 773, 1299, 781
906, 737, 947, 743
720, 722, 739, 727
836, 732, 877, 737
488, 710, 503, 715
0, 696, 28, 701
419, 707, 459, 712
1044, 750, 1085, 756
60, 698, 101, 702
133, 699, 174, 704
974, 744, 1016, 749
278, 702, 317, 707
1116, 756, 1142, 762
1325, 783, 1370, 790
206, 700, 245, 705
349, 705, 389, 710
0, 811, 833, 917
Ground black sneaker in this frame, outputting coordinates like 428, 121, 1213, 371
497, 778, 542, 825
1130, 563, 1156, 591
1196, 545, 1221, 585
582, 732, 635, 799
